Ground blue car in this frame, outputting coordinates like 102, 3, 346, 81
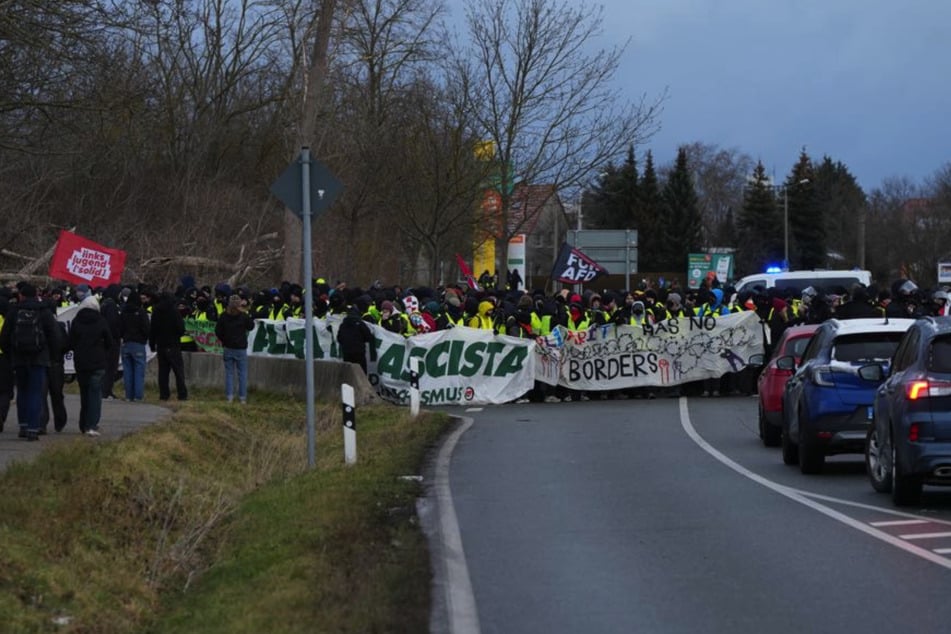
779, 318, 915, 474
866, 317, 951, 505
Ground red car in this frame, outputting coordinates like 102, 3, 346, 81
757, 324, 820, 447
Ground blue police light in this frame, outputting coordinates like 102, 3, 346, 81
765, 265, 783, 274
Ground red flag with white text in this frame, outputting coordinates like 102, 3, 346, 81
48, 230, 126, 287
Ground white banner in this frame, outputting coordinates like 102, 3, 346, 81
534, 311, 765, 390
368, 325, 536, 406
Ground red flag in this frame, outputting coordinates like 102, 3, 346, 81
454, 253, 480, 291
48, 230, 126, 287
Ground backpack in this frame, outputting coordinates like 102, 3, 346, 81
13, 308, 46, 354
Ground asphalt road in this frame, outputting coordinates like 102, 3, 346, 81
0, 394, 171, 471
438, 395, 951, 634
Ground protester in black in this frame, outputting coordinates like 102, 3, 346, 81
336, 306, 374, 374
0, 283, 61, 440
149, 292, 188, 401
68, 295, 113, 435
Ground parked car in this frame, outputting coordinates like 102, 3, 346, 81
866, 317, 951, 505
757, 324, 820, 447
779, 318, 915, 474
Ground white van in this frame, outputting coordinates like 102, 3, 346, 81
734, 269, 872, 295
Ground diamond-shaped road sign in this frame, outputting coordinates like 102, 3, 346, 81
270, 153, 343, 218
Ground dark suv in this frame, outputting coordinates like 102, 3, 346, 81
866, 317, 951, 505
779, 318, 915, 474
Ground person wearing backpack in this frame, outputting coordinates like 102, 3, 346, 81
0, 283, 61, 441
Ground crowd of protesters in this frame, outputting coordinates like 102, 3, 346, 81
0, 271, 947, 439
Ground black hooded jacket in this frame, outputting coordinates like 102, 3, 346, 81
68, 306, 113, 372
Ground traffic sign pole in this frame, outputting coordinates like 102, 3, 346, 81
301, 147, 316, 469
269, 147, 343, 470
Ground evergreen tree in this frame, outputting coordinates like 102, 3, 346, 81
737, 161, 782, 274
813, 156, 866, 267
786, 149, 822, 269
585, 144, 640, 230
638, 150, 662, 272
659, 147, 702, 273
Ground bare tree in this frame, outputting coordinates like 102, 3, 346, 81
454, 0, 663, 271
679, 142, 754, 247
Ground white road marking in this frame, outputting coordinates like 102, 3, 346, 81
899, 531, 951, 540
679, 397, 951, 571
870, 519, 929, 527
434, 417, 481, 634
465, 408, 483, 413
934, 548, 951, 554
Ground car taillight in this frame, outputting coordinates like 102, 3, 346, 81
905, 379, 951, 400
909, 423, 920, 442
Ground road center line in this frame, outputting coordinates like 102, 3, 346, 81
679, 397, 951, 571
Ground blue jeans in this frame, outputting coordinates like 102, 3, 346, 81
15, 365, 47, 433
121, 341, 147, 400
223, 348, 248, 401
77, 369, 104, 432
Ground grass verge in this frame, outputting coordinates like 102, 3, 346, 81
0, 388, 451, 633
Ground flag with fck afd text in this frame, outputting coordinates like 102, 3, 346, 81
550, 243, 608, 284
48, 230, 126, 287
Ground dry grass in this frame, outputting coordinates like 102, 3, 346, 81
0, 388, 450, 633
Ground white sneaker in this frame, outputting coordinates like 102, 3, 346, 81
85, 429, 101, 437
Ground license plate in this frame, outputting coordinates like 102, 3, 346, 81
867, 406, 874, 420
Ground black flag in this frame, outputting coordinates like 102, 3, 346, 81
550, 243, 609, 284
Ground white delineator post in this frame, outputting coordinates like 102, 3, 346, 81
342, 383, 357, 465
409, 357, 421, 418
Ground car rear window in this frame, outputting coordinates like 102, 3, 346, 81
832, 333, 904, 362
786, 336, 812, 357
928, 336, 951, 372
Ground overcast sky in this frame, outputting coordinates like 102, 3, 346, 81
447, 0, 950, 192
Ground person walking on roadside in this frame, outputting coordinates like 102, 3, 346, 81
149, 292, 188, 401
38, 311, 68, 433
99, 284, 123, 400
67, 295, 113, 436
119, 291, 150, 401
0, 291, 14, 432
0, 283, 61, 441
214, 295, 254, 403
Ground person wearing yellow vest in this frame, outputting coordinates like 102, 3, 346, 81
467, 300, 496, 330
176, 296, 198, 352
378, 300, 406, 335
566, 300, 590, 332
